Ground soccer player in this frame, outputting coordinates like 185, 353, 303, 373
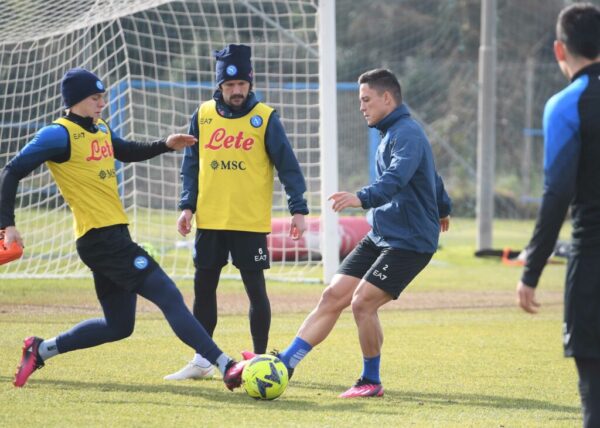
0, 68, 245, 390
247, 68, 451, 398
516, 4, 600, 426
164, 44, 309, 381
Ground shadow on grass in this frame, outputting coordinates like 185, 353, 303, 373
290, 380, 580, 415
1, 375, 580, 417
0, 375, 309, 407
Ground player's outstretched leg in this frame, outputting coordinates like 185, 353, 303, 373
138, 268, 244, 390
13, 289, 137, 387
273, 275, 359, 379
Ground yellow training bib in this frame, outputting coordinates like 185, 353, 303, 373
48, 118, 128, 238
196, 100, 274, 232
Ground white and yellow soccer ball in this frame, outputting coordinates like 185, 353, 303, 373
241, 354, 289, 400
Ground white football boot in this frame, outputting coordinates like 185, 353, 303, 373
164, 360, 215, 380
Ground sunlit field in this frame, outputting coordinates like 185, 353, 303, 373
0, 218, 580, 427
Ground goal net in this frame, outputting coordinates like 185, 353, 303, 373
0, 0, 322, 281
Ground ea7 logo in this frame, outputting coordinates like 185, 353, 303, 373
254, 247, 267, 262
199, 118, 212, 125
372, 269, 387, 281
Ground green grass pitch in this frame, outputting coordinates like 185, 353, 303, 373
0, 219, 581, 427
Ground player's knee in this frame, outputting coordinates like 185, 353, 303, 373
350, 295, 375, 319
245, 287, 269, 304
118, 322, 135, 339
350, 296, 366, 317
249, 298, 271, 314
108, 320, 135, 341
319, 286, 349, 313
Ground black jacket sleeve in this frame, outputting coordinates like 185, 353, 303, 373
178, 109, 200, 212
112, 135, 171, 162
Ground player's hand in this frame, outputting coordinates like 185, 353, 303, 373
440, 216, 450, 232
516, 281, 541, 314
177, 209, 194, 236
166, 134, 197, 151
290, 213, 306, 240
328, 192, 361, 213
2, 226, 23, 249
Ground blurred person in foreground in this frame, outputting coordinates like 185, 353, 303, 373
516, 4, 600, 426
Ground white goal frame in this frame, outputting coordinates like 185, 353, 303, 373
0, 0, 339, 283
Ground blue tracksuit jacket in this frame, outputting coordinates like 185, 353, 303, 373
522, 62, 600, 287
356, 104, 452, 253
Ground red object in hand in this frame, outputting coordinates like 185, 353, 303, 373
0, 231, 23, 265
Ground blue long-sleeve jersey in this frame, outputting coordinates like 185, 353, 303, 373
0, 113, 171, 228
356, 104, 452, 253
179, 91, 309, 215
522, 62, 600, 287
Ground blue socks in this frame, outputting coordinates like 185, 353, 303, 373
361, 355, 381, 384
278, 337, 313, 369
280, 338, 381, 383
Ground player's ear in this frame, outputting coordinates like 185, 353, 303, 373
554, 40, 567, 62
383, 90, 393, 106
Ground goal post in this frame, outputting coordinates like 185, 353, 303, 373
0, 0, 339, 282
318, 0, 339, 284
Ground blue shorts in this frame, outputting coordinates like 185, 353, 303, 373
338, 235, 433, 299
76, 225, 159, 299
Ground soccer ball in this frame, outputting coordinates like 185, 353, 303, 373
241, 354, 289, 400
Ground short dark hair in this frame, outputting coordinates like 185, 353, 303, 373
357, 68, 402, 104
557, 3, 600, 59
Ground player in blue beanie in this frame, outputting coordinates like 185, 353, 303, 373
165, 44, 308, 381
2, 67, 246, 390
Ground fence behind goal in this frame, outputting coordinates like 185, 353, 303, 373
0, 0, 321, 281
3, 0, 580, 281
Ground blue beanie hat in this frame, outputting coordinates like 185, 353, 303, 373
215, 44, 253, 86
61, 68, 106, 108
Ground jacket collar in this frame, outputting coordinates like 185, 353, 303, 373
571, 61, 600, 82
65, 111, 97, 132
372, 104, 410, 134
